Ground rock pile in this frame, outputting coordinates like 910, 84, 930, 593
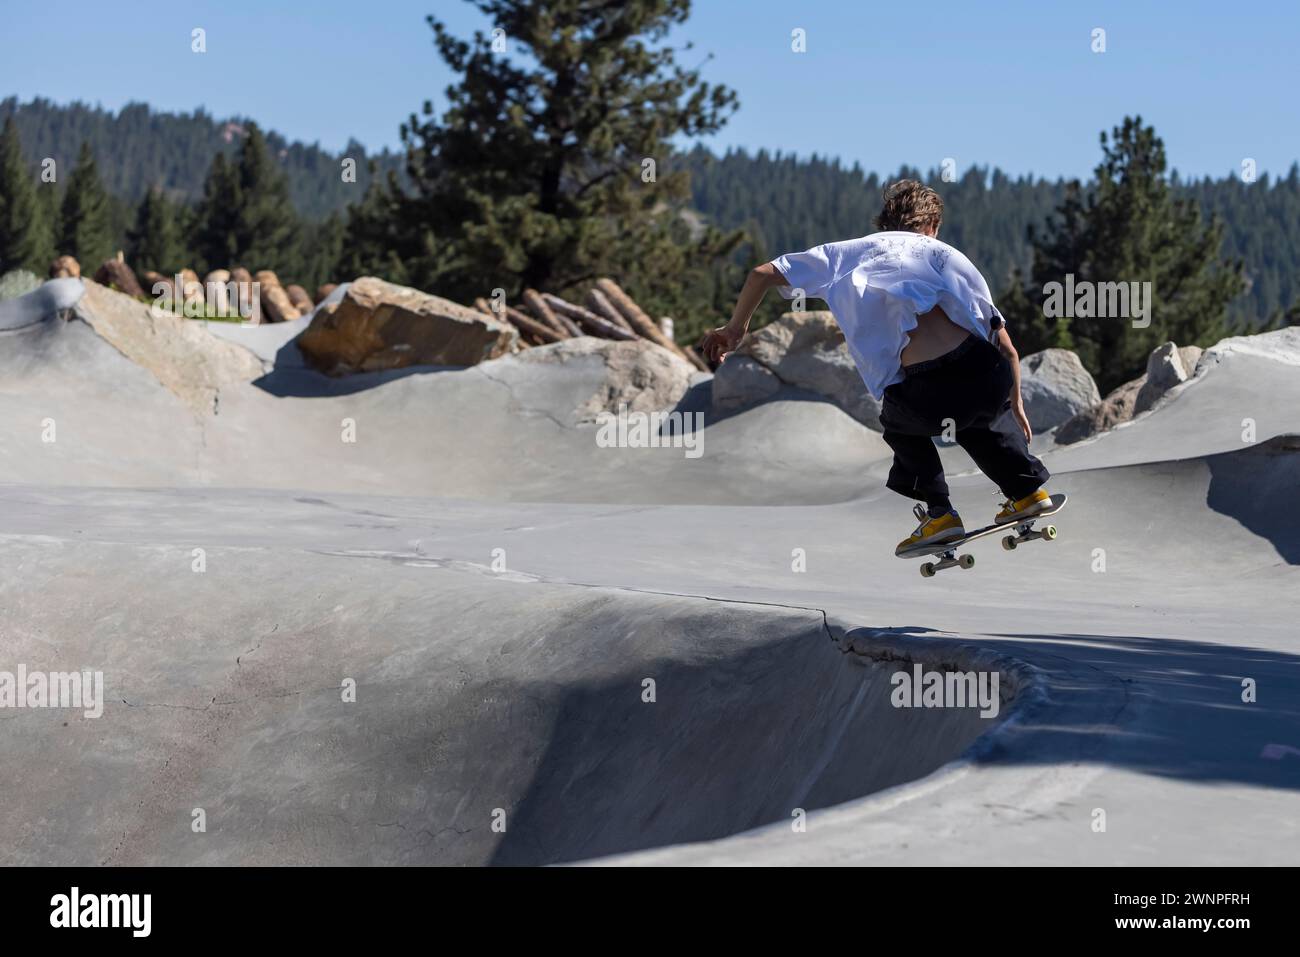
1055, 341, 1205, 445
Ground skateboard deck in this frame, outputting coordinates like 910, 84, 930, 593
897, 493, 1068, 577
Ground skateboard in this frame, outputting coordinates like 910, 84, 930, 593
896, 493, 1068, 577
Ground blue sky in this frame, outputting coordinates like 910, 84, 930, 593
1, 0, 1295, 180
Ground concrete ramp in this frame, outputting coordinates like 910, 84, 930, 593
1043, 327, 1300, 471
0, 534, 1008, 865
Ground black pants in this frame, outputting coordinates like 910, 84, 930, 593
880, 336, 1049, 509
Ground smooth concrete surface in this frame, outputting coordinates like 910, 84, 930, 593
1, 290, 1298, 866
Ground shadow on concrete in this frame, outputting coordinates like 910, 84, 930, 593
985, 631, 1300, 791
485, 628, 1300, 865
684, 381, 863, 429
486, 622, 992, 866
1205, 435, 1300, 564
252, 336, 463, 397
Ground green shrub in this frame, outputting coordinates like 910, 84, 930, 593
0, 269, 41, 301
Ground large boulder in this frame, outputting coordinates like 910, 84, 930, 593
1179, 345, 1204, 376
297, 276, 518, 375
712, 355, 782, 413
717, 311, 881, 428
1054, 375, 1145, 445
505, 336, 695, 423
1133, 341, 1202, 415
74, 280, 267, 416
1018, 348, 1101, 432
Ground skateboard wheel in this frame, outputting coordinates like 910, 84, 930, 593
1001, 535, 1017, 551
1043, 525, 1057, 540
920, 562, 936, 578
959, 554, 975, 569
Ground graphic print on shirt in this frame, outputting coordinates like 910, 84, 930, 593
864, 234, 950, 275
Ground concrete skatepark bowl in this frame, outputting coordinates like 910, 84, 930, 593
1, 280, 1298, 865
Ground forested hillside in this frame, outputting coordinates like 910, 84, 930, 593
2, 97, 1298, 328
0, 97, 402, 218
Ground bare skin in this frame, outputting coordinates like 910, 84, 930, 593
700, 221, 1033, 442
900, 304, 971, 366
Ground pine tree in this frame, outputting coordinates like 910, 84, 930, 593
127, 186, 184, 274
337, 171, 414, 284
58, 141, 114, 268
232, 124, 298, 275
194, 151, 240, 271
1002, 118, 1245, 391
33, 180, 58, 269
299, 212, 345, 290
0, 116, 47, 272
194, 124, 299, 277
377, 0, 740, 318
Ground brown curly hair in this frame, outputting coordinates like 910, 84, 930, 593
873, 180, 944, 233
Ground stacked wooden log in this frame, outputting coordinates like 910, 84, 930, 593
471, 279, 706, 369
92, 253, 145, 298
51, 252, 705, 367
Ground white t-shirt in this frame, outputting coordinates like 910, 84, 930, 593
770, 231, 1005, 399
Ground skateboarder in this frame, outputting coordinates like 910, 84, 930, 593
701, 179, 1053, 554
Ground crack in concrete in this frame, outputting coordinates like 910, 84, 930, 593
237, 623, 279, 667
120, 684, 341, 711
471, 365, 575, 431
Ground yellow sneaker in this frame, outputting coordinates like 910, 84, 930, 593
896, 504, 965, 555
995, 488, 1053, 524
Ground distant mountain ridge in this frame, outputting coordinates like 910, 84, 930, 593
0, 96, 404, 220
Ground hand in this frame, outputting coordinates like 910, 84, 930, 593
1011, 401, 1033, 444
699, 323, 744, 364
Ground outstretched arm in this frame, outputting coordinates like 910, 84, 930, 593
699, 262, 788, 363
994, 326, 1032, 443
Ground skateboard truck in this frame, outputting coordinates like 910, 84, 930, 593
1000, 518, 1058, 551
919, 549, 976, 577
